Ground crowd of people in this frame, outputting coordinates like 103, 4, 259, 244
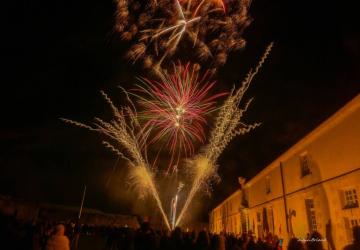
1, 212, 360, 250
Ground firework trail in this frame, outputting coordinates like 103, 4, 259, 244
115, 0, 253, 72
61, 90, 171, 230
175, 43, 273, 226
132, 63, 226, 175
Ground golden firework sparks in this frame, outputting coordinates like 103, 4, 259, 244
175, 43, 273, 226
61, 90, 171, 230
115, 0, 253, 71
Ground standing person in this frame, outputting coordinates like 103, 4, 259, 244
210, 233, 227, 250
210, 234, 220, 250
218, 232, 226, 250
170, 227, 185, 250
134, 222, 156, 250
32, 223, 42, 250
306, 231, 324, 250
246, 235, 257, 250
123, 227, 135, 250
70, 219, 81, 250
159, 229, 172, 250
45, 224, 70, 250
272, 235, 281, 250
240, 232, 249, 250
194, 230, 210, 250
287, 238, 304, 250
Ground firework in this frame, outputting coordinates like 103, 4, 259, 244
132, 63, 226, 175
61, 90, 171, 230
129, 165, 171, 230
175, 43, 273, 226
115, 0, 253, 72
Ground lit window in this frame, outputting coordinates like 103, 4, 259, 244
267, 207, 275, 234
305, 199, 317, 233
257, 212, 261, 222
299, 153, 311, 177
351, 219, 359, 227
344, 189, 359, 209
266, 176, 271, 194
346, 218, 360, 242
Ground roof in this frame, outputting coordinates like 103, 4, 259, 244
212, 189, 242, 211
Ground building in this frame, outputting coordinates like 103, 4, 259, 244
210, 189, 244, 234
209, 94, 360, 249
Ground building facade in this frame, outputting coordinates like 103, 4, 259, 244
209, 94, 360, 249
210, 190, 245, 234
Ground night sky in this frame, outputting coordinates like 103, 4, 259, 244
1, 0, 359, 222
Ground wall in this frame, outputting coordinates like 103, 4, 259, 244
210, 94, 360, 250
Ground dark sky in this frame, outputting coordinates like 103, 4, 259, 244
1, 0, 359, 222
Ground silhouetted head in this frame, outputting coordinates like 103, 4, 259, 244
141, 222, 150, 231
307, 231, 324, 250
212, 234, 220, 247
54, 224, 65, 236
172, 226, 182, 240
288, 238, 305, 250
196, 230, 209, 247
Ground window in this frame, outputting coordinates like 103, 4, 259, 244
266, 176, 271, 194
305, 199, 317, 233
257, 212, 261, 222
235, 217, 239, 234
299, 153, 311, 177
345, 218, 360, 242
344, 189, 359, 209
256, 212, 264, 239
351, 219, 360, 227
267, 207, 275, 234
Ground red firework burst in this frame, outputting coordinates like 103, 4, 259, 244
133, 63, 226, 174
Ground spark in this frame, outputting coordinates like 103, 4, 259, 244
170, 182, 184, 229
61, 90, 171, 230
141, 0, 201, 68
115, 0, 253, 71
175, 43, 273, 226
129, 165, 171, 230
132, 63, 226, 175
186, 0, 227, 16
